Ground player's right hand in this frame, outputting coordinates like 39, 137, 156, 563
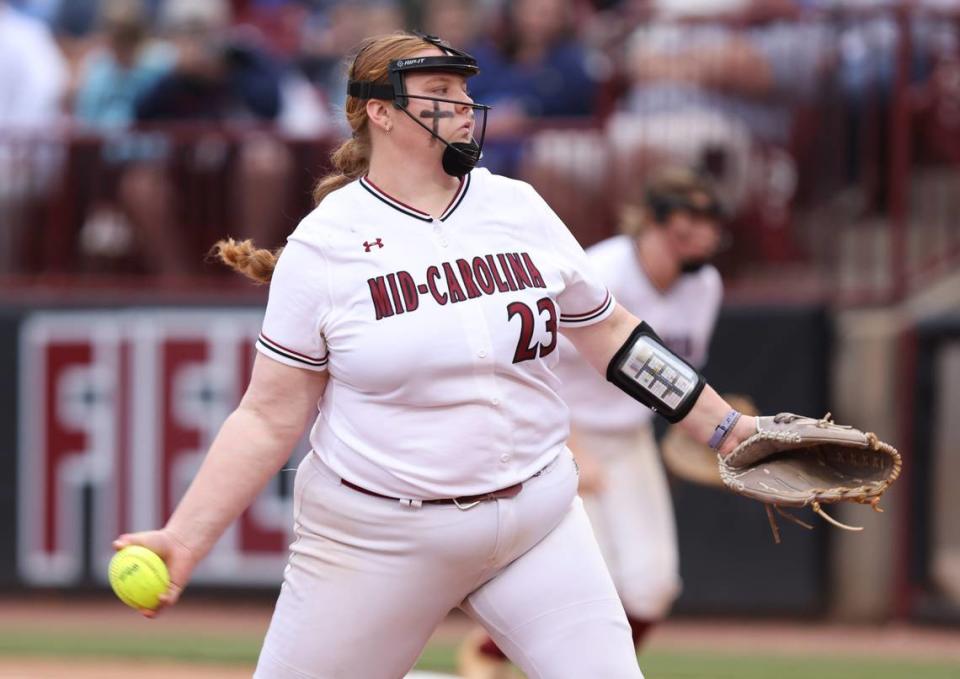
112, 529, 198, 618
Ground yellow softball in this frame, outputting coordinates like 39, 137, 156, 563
108, 545, 170, 611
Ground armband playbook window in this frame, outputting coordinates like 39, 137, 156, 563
606, 322, 705, 423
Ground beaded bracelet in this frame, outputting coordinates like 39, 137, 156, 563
708, 409, 742, 450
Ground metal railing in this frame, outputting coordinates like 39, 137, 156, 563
0, 4, 958, 305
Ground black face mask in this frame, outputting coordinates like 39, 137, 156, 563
680, 259, 710, 274
443, 140, 481, 177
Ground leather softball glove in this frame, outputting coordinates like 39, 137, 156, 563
718, 412, 902, 543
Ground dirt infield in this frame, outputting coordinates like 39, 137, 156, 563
0, 659, 459, 679
0, 658, 255, 679
0, 597, 277, 638
1, 596, 958, 677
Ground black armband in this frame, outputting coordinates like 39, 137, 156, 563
606, 321, 705, 423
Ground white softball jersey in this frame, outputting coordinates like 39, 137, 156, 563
255, 168, 614, 499
557, 234, 722, 435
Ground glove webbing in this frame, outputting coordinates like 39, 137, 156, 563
762, 501, 874, 544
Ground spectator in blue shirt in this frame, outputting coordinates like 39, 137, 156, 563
74, 0, 174, 130
134, 1, 283, 123
113, 0, 293, 277
466, 0, 606, 174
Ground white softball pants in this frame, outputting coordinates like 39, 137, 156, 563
254, 448, 643, 679
579, 425, 682, 620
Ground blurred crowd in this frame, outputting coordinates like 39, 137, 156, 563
1, 0, 959, 277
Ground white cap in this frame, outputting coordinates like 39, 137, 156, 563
653, 0, 749, 18
159, 0, 231, 32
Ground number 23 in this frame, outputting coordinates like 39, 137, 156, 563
507, 297, 558, 364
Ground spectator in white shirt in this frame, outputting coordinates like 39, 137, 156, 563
0, 0, 68, 273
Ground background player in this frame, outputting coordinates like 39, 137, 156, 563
111, 32, 756, 679
460, 166, 725, 678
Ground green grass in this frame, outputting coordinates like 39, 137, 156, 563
1, 633, 957, 677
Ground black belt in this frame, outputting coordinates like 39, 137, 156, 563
340, 478, 524, 509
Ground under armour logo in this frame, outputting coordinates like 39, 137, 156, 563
363, 238, 383, 252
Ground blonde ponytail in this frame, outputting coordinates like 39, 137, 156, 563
313, 135, 370, 204
216, 34, 437, 283
210, 238, 282, 284
618, 204, 650, 238
214, 136, 369, 283
312, 32, 437, 205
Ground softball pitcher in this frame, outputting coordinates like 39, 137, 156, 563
460, 168, 726, 677
112, 33, 755, 679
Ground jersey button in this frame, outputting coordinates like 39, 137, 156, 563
491, 397, 500, 406
499, 454, 511, 463
478, 350, 487, 358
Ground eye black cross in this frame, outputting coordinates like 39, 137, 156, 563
420, 100, 454, 136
